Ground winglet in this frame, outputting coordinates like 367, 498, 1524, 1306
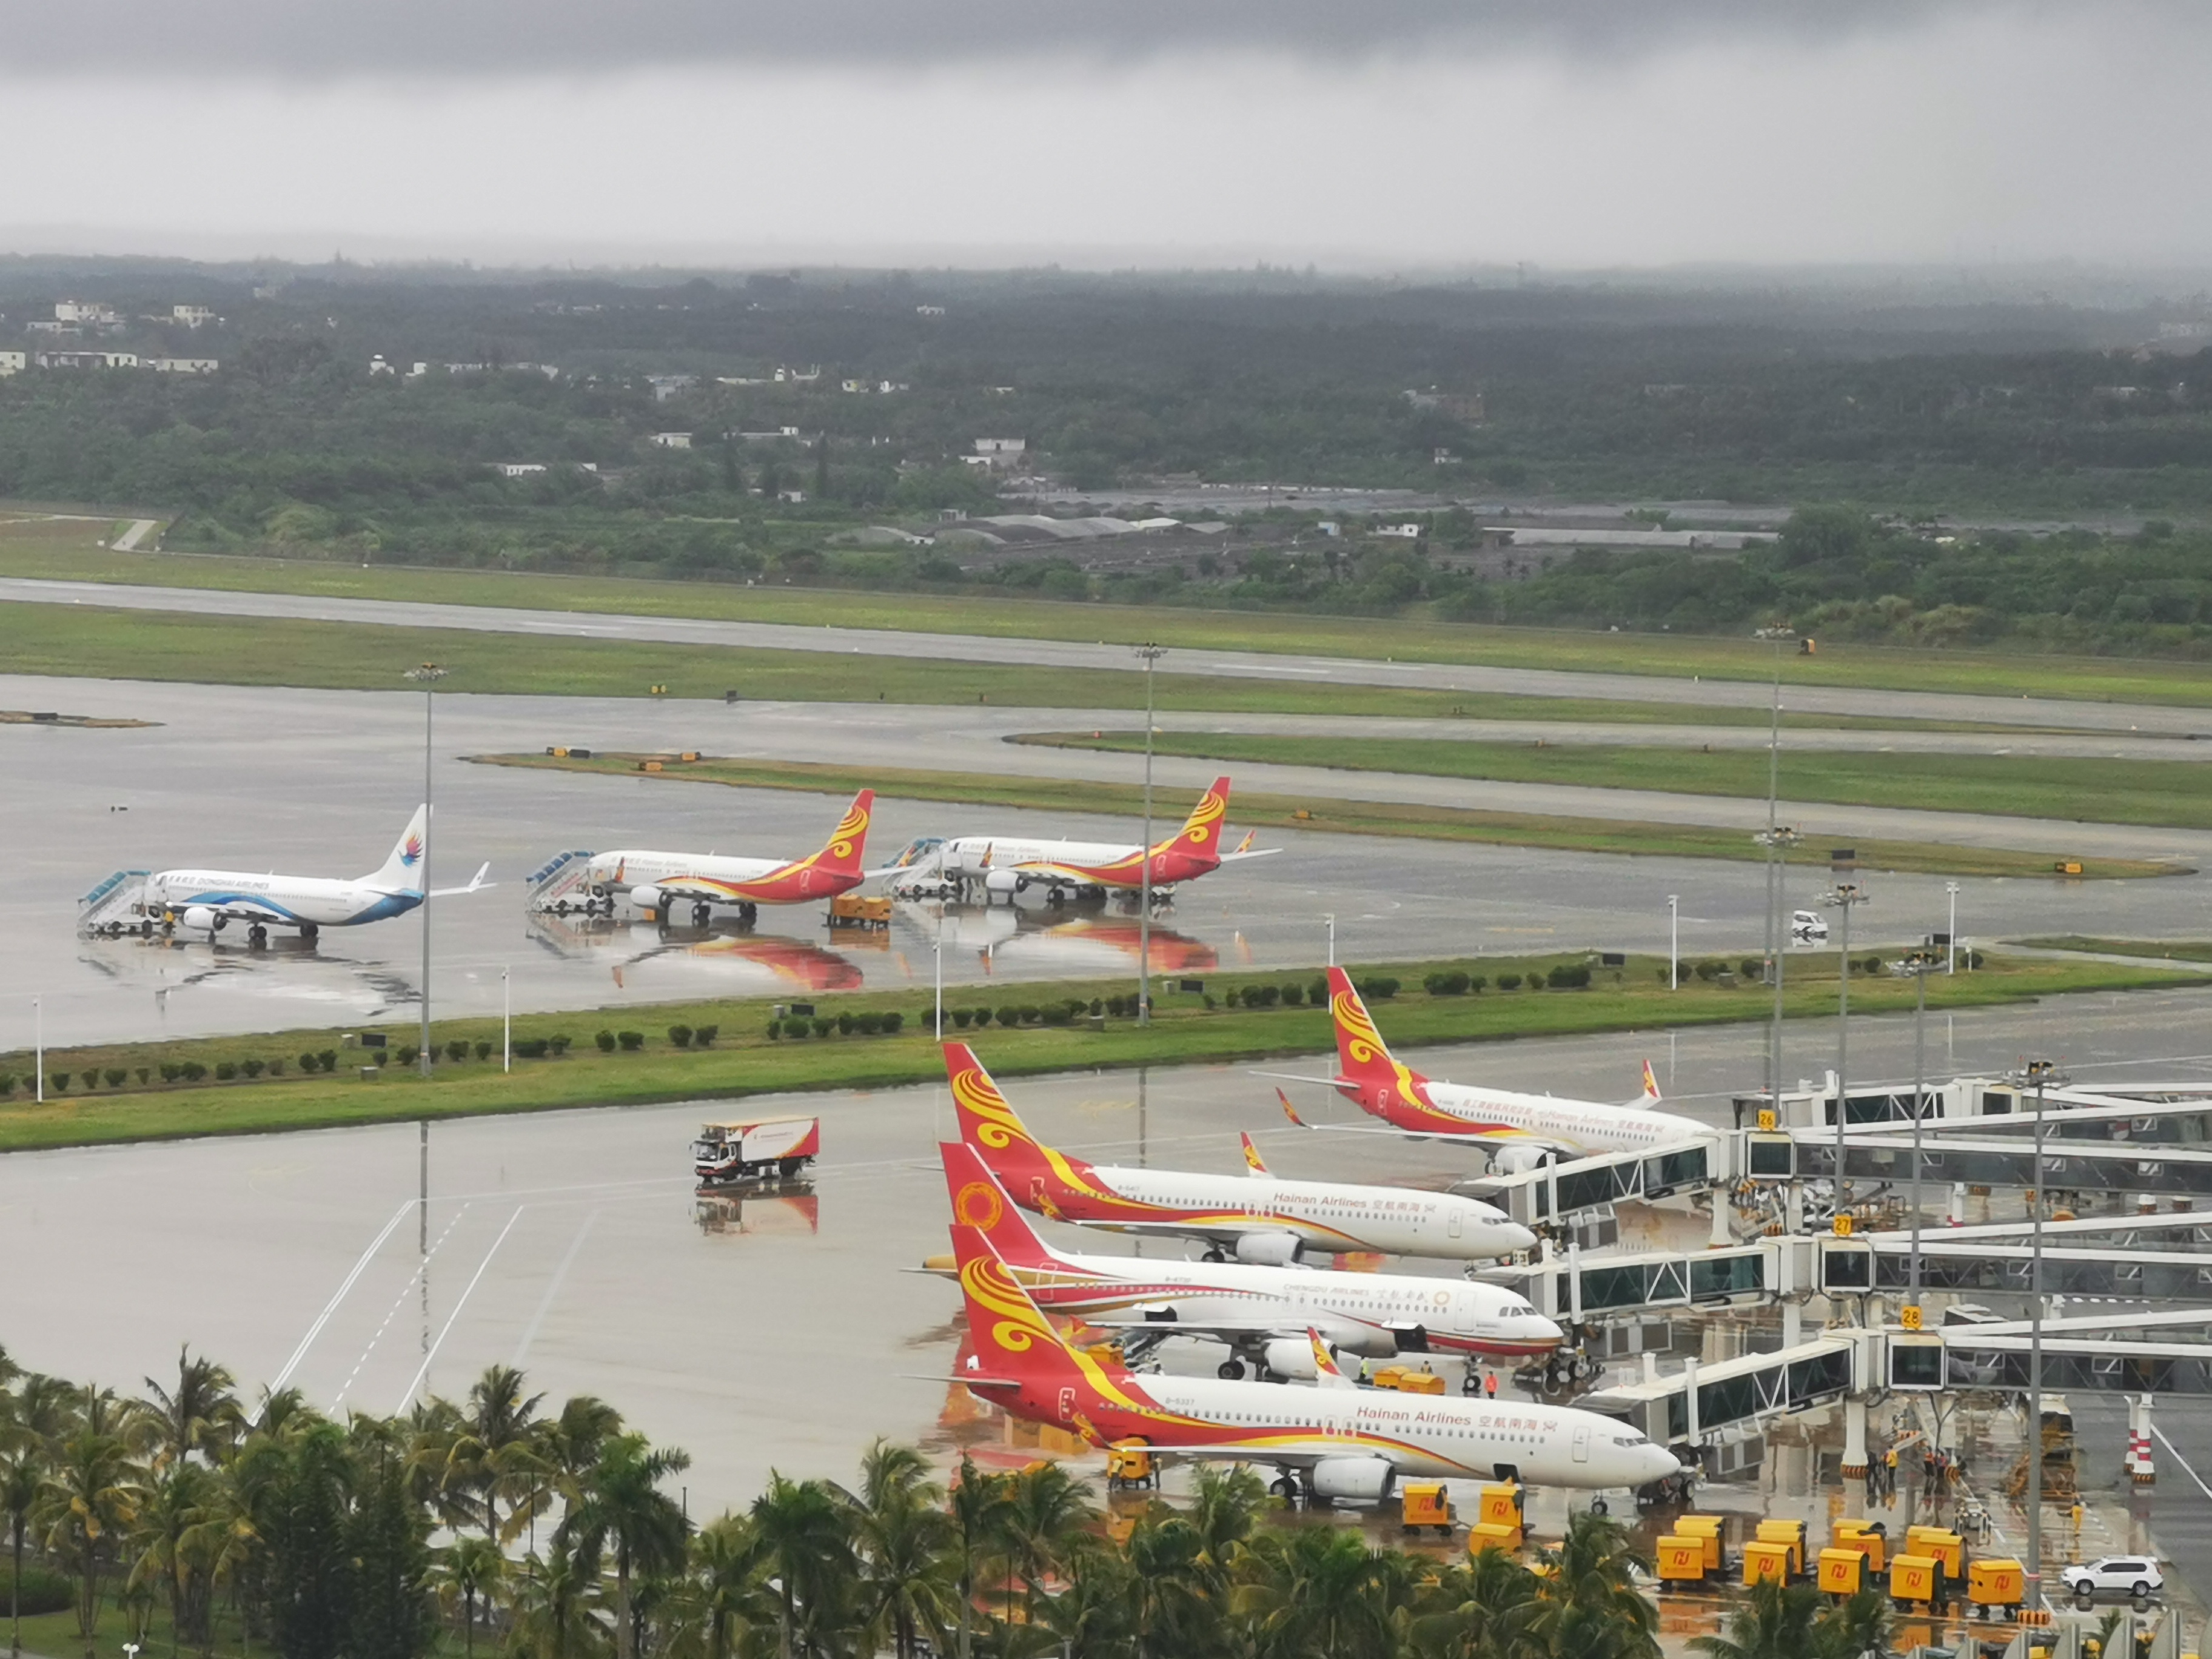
1276, 1088, 1310, 1129
1641, 1059, 1662, 1102
1309, 1329, 1357, 1391
1239, 1131, 1270, 1177
1231, 829, 1256, 856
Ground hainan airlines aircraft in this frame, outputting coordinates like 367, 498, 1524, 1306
144, 806, 490, 950
944, 1043, 1533, 1264
925, 777, 1275, 907
936, 1144, 1561, 1379
583, 790, 874, 928
1279, 967, 1709, 1173
945, 1225, 1682, 1501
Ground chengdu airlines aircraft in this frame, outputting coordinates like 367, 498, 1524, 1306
943, 1043, 1533, 1264
936, 1144, 1561, 1378
584, 790, 874, 928
146, 806, 490, 948
1279, 967, 1708, 1173
931, 777, 1275, 905
945, 1225, 1683, 1501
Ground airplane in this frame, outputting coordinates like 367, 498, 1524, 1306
144, 805, 491, 950
943, 1043, 1535, 1264
581, 789, 875, 928
943, 1222, 1683, 1503
934, 1143, 1563, 1381
1276, 967, 1709, 1174
913, 776, 1276, 908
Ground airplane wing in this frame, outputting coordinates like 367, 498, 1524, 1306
1008, 860, 1125, 885
186, 897, 299, 925
429, 862, 495, 898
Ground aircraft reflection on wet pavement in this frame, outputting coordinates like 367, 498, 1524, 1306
75, 931, 422, 1025
527, 912, 867, 994
893, 899, 1223, 978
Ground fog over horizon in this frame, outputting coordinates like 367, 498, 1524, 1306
0, 0, 2206, 270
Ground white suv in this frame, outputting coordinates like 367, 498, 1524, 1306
2062, 1558, 2164, 1603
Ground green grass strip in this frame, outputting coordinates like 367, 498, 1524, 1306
1028, 729, 2212, 834
472, 752, 2185, 882
0, 951, 2197, 1154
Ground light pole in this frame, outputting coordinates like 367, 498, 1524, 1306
934, 901, 945, 1039
32, 997, 41, 1104
1133, 643, 1165, 1025
1946, 881, 1961, 974
501, 965, 511, 1073
404, 663, 446, 1079
1891, 950, 1939, 1312
1825, 880, 1868, 1217
1758, 825, 1801, 1103
1325, 913, 1336, 967
1667, 894, 1679, 990
2014, 1057, 2065, 1627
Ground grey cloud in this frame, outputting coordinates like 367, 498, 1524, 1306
0, 0, 1999, 75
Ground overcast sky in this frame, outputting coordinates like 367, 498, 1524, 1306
2, 1, 2206, 270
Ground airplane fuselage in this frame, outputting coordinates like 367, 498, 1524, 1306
940, 834, 1218, 893
1350, 1076, 1709, 1156
985, 1361, 1678, 1490
146, 870, 420, 930
996, 1246, 1562, 1359
1045, 1163, 1533, 1261
588, 849, 859, 907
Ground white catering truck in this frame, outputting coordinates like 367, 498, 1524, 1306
692, 1116, 820, 1184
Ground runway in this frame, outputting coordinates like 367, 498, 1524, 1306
11, 676, 2212, 1048
7, 574, 2211, 735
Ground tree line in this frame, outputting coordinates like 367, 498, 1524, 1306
0, 1344, 1895, 1659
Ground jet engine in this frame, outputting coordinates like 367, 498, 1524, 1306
1232, 1232, 1302, 1267
1308, 1456, 1396, 1503
1262, 1336, 1355, 1380
1489, 1144, 1560, 1177
182, 905, 223, 933
982, 870, 1024, 897
628, 885, 666, 916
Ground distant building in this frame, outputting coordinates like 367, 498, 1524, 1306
916, 304, 946, 317
36, 349, 137, 369
774, 366, 820, 384
147, 357, 218, 374
369, 355, 396, 376
971, 438, 1027, 470
729, 426, 804, 441
171, 304, 217, 328
1373, 522, 1423, 540
492, 463, 548, 478
649, 432, 693, 449
777, 488, 806, 503
647, 374, 697, 401
25, 321, 79, 338
0, 351, 22, 377
53, 300, 119, 326
1402, 387, 1485, 423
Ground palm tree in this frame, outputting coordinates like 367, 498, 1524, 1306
853, 1443, 954, 1659
1233, 1524, 1412, 1659
141, 1350, 241, 1473
945, 1458, 1011, 1659
1183, 1463, 1265, 1587
1532, 1510, 1658, 1659
34, 1430, 145, 1659
749, 1473, 856, 1659
668, 1515, 769, 1659
1, 1447, 45, 1659
1810, 1588, 1891, 1659
507, 1538, 606, 1659
1691, 1577, 1823, 1659
1121, 1512, 1214, 1659
556, 1432, 691, 1659
997, 1462, 1096, 1626
513, 1395, 625, 1552
1407, 1546, 1542, 1659
126, 1463, 220, 1657
432, 1534, 509, 1659
444, 1366, 547, 1540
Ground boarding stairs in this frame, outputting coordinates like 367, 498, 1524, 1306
78, 869, 151, 937
526, 850, 602, 915
880, 837, 954, 899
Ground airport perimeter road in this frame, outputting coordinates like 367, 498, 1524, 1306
7, 991, 2212, 1512
10, 675, 2212, 1047
6, 575, 2211, 735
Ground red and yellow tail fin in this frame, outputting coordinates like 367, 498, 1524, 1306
1152, 776, 1231, 862
1309, 1328, 1358, 1390
1239, 1131, 1270, 1177
810, 789, 874, 881
940, 1141, 1054, 1270
948, 1223, 1087, 1391
1641, 1058, 1662, 1102
943, 1044, 1051, 1195
1327, 965, 1416, 1087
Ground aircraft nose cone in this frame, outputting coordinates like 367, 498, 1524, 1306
1498, 1221, 1539, 1254
1529, 1313, 1565, 1350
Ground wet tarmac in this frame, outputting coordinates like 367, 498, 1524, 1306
11, 676, 2212, 1050
8, 987, 2212, 1512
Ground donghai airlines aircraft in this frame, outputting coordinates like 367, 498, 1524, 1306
928, 777, 1275, 905
936, 1144, 1561, 1378
1280, 967, 1708, 1173
946, 1224, 1682, 1501
943, 1043, 1533, 1264
584, 790, 874, 927
146, 806, 490, 948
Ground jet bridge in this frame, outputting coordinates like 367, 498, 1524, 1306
1486, 1236, 1818, 1324
1772, 1126, 2212, 1199
1461, 1138, 1726, 1227
1583, 1335, 1868, 1446
1822, 1212, 2212, 1301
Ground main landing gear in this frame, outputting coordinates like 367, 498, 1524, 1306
247, 923, 269, 950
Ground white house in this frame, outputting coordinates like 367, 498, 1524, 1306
54, 300, 119, 326
0, 352, 22, 377
36, 349, 137, 369
649, 432, 694, 449
172, 305, 217, 328
369, 355, 396, 376
148, 357, 218, 374
1374, 522, 1423, 540
916, 304, 946, 317
492, 463, 548, 478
